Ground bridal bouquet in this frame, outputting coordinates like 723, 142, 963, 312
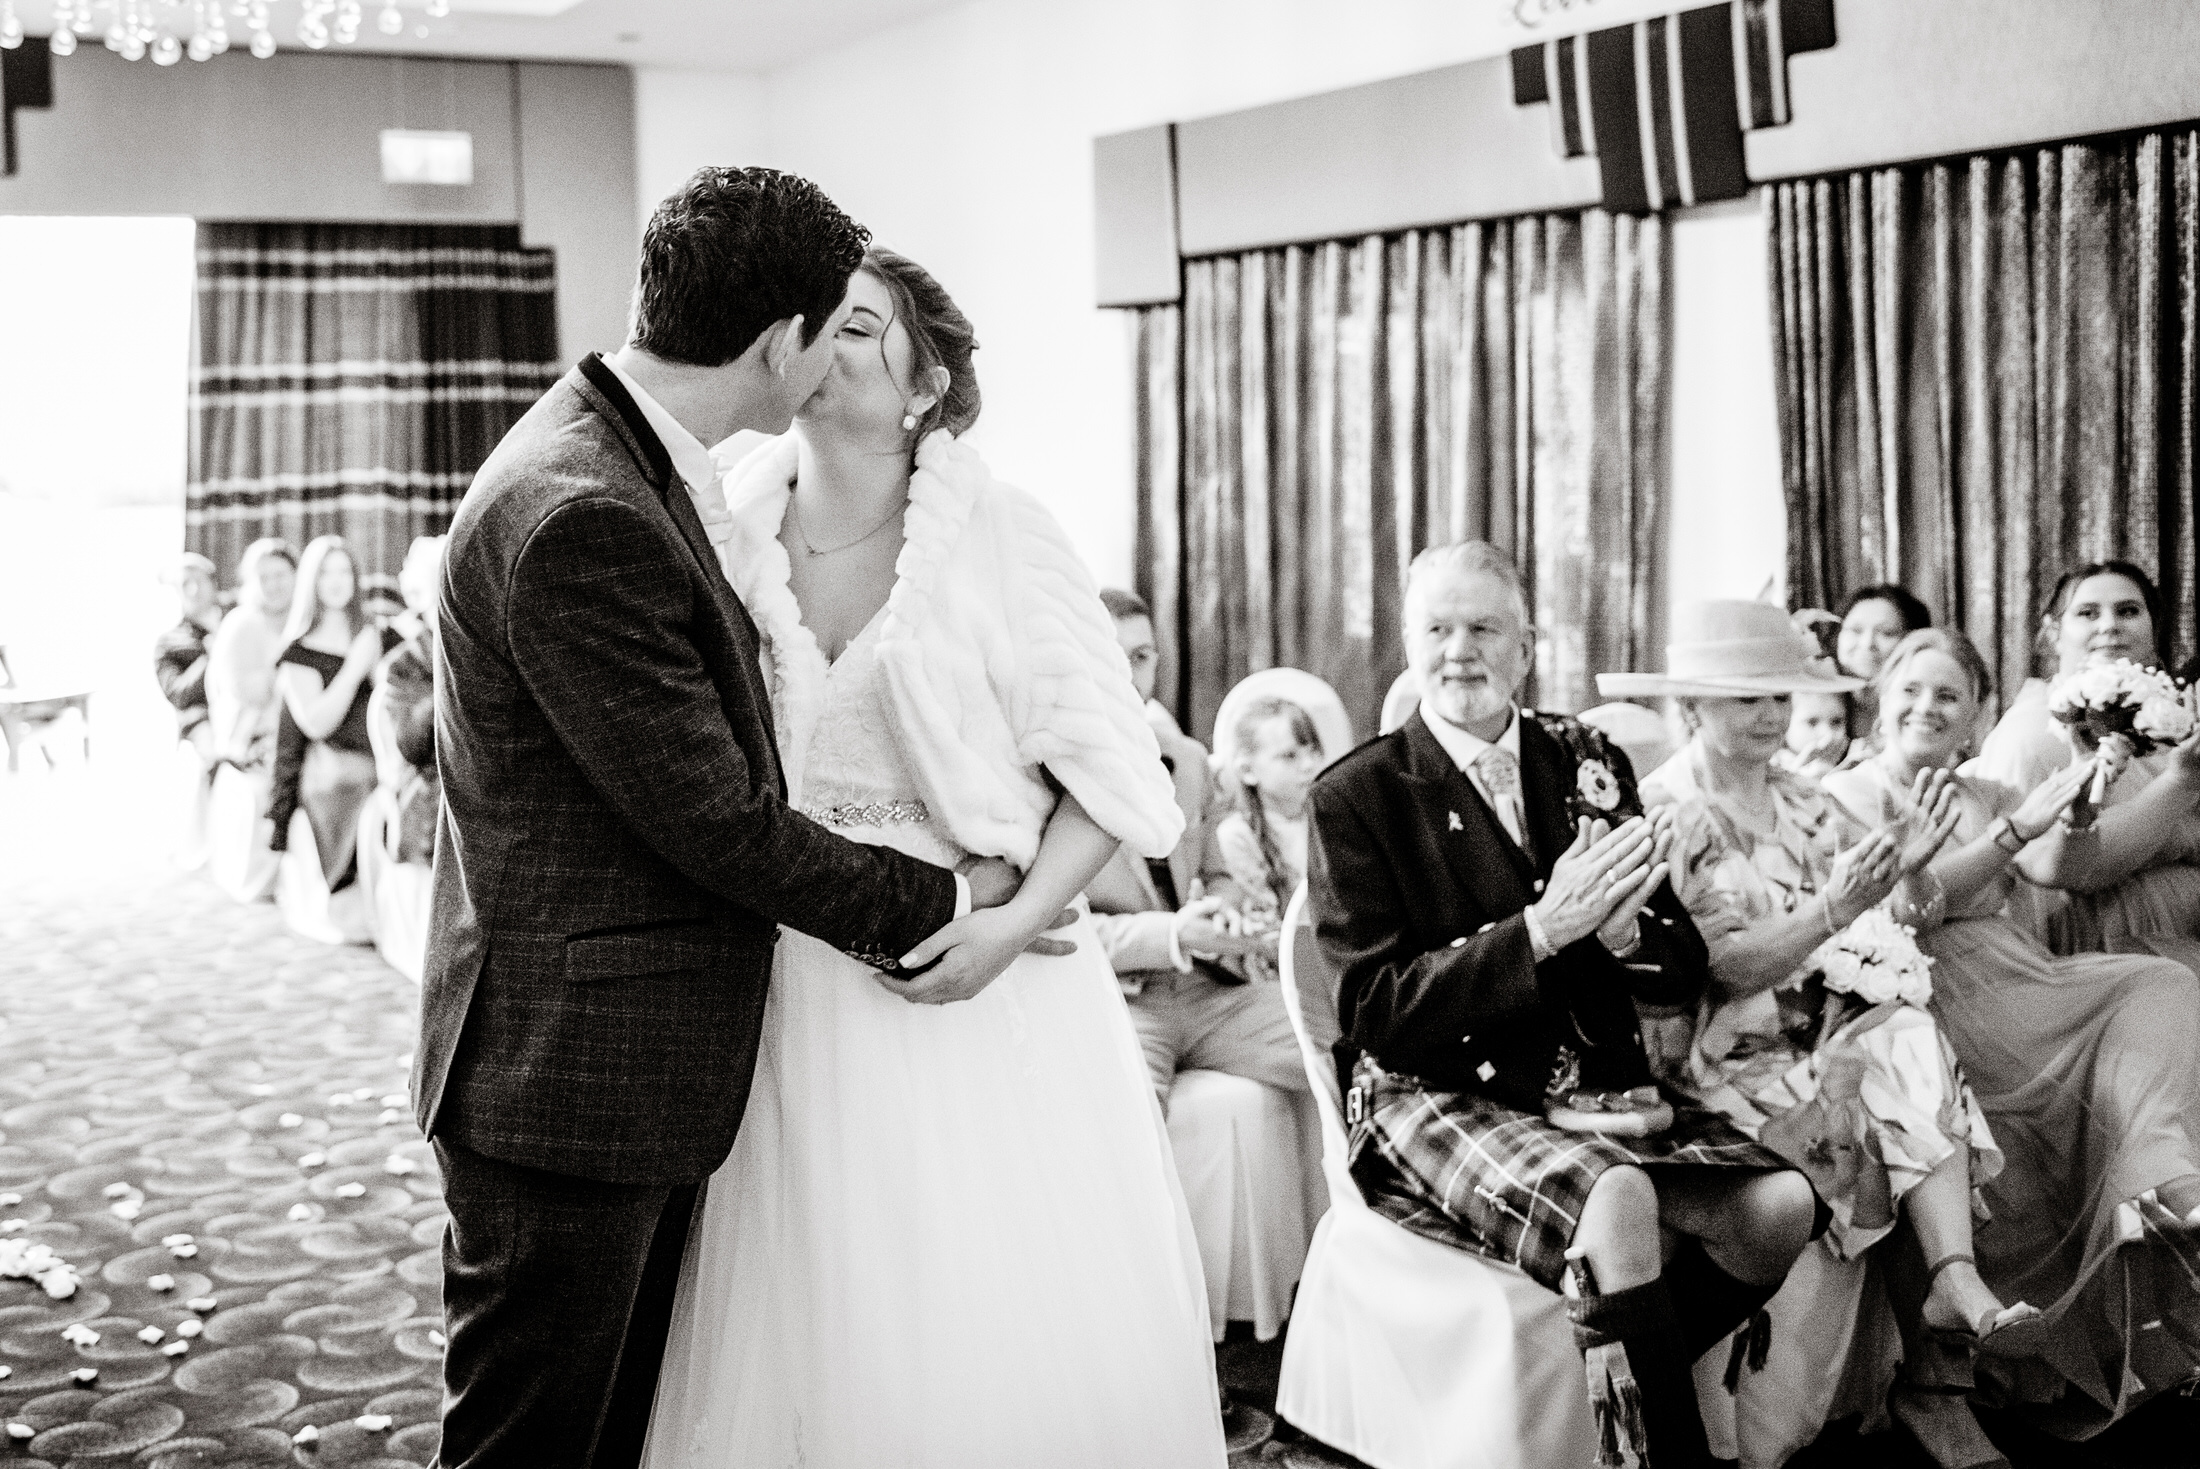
1811, 907, 1934, 1009
2048, 658, 2195, 801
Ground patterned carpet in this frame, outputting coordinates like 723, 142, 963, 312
0, 879, 440, 1469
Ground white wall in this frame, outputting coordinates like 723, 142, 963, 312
634, 68, 771, 235
636, 0, 1688, 588
1668, 200, 1787, 614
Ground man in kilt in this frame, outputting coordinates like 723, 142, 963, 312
1306, 542, 1820, 1468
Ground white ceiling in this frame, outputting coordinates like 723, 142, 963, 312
16, 0, 987, 72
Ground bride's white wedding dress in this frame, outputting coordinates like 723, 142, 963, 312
639, 433, 1225, 1468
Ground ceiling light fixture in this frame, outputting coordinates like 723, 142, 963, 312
0, 0, 448, 61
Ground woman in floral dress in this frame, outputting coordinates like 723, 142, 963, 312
1607, 600, 2027, 1469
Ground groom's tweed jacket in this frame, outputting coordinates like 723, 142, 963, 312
414, 353, 957, 1186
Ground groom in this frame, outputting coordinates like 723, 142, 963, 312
416, 168, 1024, 1469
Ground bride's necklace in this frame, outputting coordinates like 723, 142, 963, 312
790, 491, 906, 558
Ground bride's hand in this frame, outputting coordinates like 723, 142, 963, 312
881, 904, 1074, 1005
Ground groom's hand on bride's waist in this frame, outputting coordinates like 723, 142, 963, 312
957, 858, 1075, 958
876, 867, 1078, 1005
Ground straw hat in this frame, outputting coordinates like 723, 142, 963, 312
1596, 600, 1865, 699
1210, 668, 1356, 774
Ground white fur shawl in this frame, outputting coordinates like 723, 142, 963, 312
692, 430, 1183, 868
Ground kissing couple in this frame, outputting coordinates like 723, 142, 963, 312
411, 167, 1229, 1468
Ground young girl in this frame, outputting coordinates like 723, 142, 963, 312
1776, 689, 1852, 779
1209, 695, 1325, 981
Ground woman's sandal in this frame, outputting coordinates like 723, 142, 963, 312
1921, 1251, 2047, 1360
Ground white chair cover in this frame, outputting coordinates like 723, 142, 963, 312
1274, 886, 1600, 1469
206, 763, 279, 904
274, 809, 373, 945
169, 740, 214, 872
357, 788, 431, 983
358, 682, 433, 981
1164, 1069, 1324, 1342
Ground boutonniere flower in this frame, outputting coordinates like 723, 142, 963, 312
1576, 759, 1622, 812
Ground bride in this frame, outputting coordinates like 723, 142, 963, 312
639, 249, 1227, 1467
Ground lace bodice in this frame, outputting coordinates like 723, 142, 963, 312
779, 611, 967, 872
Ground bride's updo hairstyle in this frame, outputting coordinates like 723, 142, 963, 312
862, 248, 982, 439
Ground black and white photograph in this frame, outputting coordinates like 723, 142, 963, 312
3, 1, 2200, 1465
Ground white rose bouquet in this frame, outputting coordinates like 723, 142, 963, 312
1810, 906, 1934, 1009
2047, 658, 2195, 803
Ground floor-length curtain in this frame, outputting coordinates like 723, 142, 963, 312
1768, 126, 2200, 700
188, 222, 561, 597
1134, 212, 1668, 742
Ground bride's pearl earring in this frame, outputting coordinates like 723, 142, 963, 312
902, 412, 918, 431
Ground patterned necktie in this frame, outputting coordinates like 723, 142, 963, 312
1478, 745, 1531, 856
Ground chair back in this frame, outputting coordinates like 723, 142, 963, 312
1277, 884, 1366, 1214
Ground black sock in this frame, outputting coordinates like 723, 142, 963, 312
1567, 1276, 1716, 1469
1661, 1235, 1782, 1363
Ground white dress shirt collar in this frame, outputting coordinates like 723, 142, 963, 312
1418, 697, 1520, 775
599, 355, 720, 496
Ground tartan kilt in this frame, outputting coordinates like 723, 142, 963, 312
1347, 1053, 1796, 1292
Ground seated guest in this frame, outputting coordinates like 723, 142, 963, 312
378, 534, 446, 865
1836, 584, 1933, 763
1972, 559, 2200, 968
204, 538, 296, 768
154, 552, 224, 761
270, 535, 398, 888
1775, 688, 1853, 780
1837, 583, 1933, 681
1086, 590, 1305, 1098
1309, 541, 1816, 1469
1825, 628, 2200, 1435
1609, 603, 2030, 1466
1206, 670, 1353, 984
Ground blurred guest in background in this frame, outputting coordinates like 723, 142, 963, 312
377, 534, 446, 865
154, 552, 223, 761
1973, 560, 2200, 968
1086, 590, 1303, 1098
1209, 694, 1322, 984
1837, 584, 1933, 681
270, 536, 397, 889
205, 538, 296, 769
1776, 689, 1853, 780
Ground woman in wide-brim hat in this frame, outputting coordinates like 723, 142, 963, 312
1602, 601, 2035, 1469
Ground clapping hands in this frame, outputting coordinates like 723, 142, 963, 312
1882, 765, 1960, 876
1532, 809, 1676, 954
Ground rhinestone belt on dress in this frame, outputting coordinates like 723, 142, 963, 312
801, 799, 931, 828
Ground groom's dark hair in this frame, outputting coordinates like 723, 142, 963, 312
628, 167, 871, 366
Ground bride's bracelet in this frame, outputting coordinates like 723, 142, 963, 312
1989, 816, 2027, 854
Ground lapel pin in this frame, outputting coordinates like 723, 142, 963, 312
1448, 810, 1464, 831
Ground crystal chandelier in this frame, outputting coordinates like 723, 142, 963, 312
0, 0, 451, 63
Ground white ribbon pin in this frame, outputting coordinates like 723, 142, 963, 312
1448, 810, 1464, 831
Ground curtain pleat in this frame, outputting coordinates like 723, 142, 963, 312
1133, 211, 1668, 742
187, 222, 561, 597
1768, 126, 2200, 700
